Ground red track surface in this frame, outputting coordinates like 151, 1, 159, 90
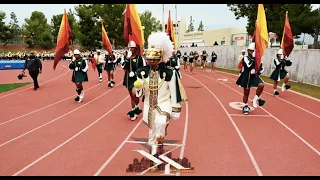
0, 62, 319, 176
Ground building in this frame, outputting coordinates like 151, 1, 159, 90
170, 17, 249, 47
166, 17, 293, 48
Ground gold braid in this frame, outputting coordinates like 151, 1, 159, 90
140, 71, 166, 91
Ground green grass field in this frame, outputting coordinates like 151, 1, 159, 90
214, 67, 320, 100
0, 83, 31, 93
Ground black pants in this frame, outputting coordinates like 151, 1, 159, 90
29, 70, 39, 88
96, 64, 103, 75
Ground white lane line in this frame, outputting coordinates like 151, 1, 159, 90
12, 96, 129, 176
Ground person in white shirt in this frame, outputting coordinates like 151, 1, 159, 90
94, 50, 105, 83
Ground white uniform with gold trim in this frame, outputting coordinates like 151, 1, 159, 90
135, 67, 182, 154
134, 31, 187, 156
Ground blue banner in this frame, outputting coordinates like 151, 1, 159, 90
0, 60, 25, 70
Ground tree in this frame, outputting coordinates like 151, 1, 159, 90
227, 4, 318, 43
8, 12, 20, 44
75, 4, 128, 49
198, 21, 204, 31
75, 4, 103, 50
22, 11, 54, 48
51, 9, 79, 44
140, 10, 162, 47
186, 16, 194, 33
309, 7, 320, 48
0, 11, 15, 46
94, 4, 126, 48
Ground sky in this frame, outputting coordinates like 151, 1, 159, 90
0, 4, 248, 30
1, 4, 320, 44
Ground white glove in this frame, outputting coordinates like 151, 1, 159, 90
75, 67, 79, 71
127, 51, 132, 58
171, 112, 180, 120
259, 68, 264, 74
129, 71, 135, 77
172, 116, 179, 120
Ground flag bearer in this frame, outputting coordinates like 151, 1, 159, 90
270, 49, 292, 96
69, 49, 89, 103
236, 43, 265, 115
121, 40, 146, 120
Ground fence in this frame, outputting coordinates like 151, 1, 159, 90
178, 46, 320, 86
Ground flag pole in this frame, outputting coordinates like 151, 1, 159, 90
162, 4, 165, 32
175, 4, 179, 48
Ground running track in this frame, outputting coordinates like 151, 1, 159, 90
0, 62, 319, 176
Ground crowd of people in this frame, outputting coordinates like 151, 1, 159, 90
180, 50, 218, 74
17, 42, 292, 115
17, 31, 292, 168
0, 51, 56, 61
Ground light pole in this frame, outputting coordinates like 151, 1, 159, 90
142, 26, 145, 48
17, 28, 20, 44
31, 32, 35, 46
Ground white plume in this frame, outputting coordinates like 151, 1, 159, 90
147, 32, 174, 62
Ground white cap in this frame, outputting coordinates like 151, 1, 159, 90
241, 50, 246, 53
97, 50, 101, 53
277, 49, 283, 55
73, 49, 80, 55
128, 40, 137, 48
248, 43, 255, 51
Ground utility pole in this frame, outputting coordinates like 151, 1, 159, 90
162, 4, 165, 32
176, 4, 179, 48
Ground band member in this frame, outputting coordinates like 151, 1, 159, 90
201, 49, 208, 70
121, 50, 128, 64
182, 52, 188, 71
238, 50, 246, 75
69, 49, 89, 103
176, 50, 181, 61
188, 51, 194, 74
133, 32, 187, 158
270, 49, 292, 96
94, 50, 105, 83
116, 52, 122, 66
104, 51, 116, 87
22, 51, 42, 90
236, 43, 265, 115
166, 51, 181, 78
211, 51, 217, 72
193, 51, 199, 69
121, 40, 146, 120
